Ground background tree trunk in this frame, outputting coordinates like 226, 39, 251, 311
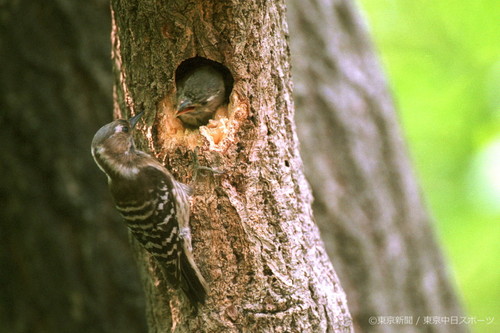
0, 1, 147, 332
287, 0, 466, 332
110, 0, 352, 332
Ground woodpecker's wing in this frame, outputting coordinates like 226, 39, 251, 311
110, 165, 182, 279
175, 181, 193, 196
171, 180, 193, 230
110, 164, 207, 304
141, 168, 208, 304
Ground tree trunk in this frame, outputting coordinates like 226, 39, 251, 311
0, 1, 147, 332
111, 0, 352, 332
287, 0, 467, 332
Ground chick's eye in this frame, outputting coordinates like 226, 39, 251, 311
121, 126, 129, 133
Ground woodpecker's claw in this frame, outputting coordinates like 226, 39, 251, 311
191, 147, 223, 182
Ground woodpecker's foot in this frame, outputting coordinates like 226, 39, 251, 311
192, 147, 223, 182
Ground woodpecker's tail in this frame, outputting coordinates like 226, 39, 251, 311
180, 251, 208, 306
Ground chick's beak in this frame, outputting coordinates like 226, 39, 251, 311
176, 100, 197, 116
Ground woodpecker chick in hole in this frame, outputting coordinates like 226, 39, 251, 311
176, 65, 226, 127
91, 112, 208, 306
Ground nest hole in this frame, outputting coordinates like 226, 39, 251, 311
175, 57, 233, 102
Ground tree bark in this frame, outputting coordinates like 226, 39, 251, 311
0, 1, 146, 332
287, 0, 467, 332
111, 0, 352, 332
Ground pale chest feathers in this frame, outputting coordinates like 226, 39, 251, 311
106, 154, 140, 180
92, 145, 162, 181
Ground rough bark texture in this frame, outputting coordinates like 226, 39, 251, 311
287, 0, 467, 332
0, 1, 147, 332
111, 0, 352, 332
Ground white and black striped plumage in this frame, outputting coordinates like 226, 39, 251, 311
91, 112, 207, 305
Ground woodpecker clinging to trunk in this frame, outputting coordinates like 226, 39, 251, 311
175, 65, 226, 127
91, 112, 208, 306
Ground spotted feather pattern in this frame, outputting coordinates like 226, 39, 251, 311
92, 118, 208, 305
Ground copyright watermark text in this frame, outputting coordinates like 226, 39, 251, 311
368, 316, 495, 326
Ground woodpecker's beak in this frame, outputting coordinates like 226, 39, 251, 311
176, 100, 196, 116
129, 111, 144, 128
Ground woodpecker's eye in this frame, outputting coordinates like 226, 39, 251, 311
116, 125, 129, 133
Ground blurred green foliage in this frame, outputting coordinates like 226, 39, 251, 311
357, 0, 499, 331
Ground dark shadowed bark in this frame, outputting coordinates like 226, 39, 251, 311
287, 0, 466, 332
0, 1, 146, 332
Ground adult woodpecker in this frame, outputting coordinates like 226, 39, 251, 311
91, 112, 208, 306
175, 65, 226, 127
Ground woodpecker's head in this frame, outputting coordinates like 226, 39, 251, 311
91, 112, 143, 176
175, 65, 225, 127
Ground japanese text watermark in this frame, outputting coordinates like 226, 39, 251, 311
368, 316, 495, 326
